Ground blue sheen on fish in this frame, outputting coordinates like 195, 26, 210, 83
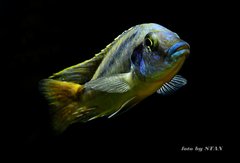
39, 23, 190, 133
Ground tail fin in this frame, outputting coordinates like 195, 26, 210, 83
39, 79, 83, 133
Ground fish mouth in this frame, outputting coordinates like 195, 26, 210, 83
168, 41, 190, 60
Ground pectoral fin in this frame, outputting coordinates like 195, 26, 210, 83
84, 74, 131, 93
157, 75, 187, 95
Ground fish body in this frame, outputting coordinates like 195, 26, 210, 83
40, 23, 190, 133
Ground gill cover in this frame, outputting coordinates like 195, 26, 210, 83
131, 32, 166, 79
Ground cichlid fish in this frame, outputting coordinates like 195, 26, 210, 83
40, 23, 190, 133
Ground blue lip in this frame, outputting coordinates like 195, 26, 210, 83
171, 49, 190, 60
168, 41, 190, 55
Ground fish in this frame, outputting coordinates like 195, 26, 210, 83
39, 23, 190, 133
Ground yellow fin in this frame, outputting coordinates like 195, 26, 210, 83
39, 79, 83, 133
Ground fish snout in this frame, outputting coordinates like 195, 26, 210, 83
167, 41, 190, 60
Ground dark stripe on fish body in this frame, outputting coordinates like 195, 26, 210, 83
98, 30, 139, 77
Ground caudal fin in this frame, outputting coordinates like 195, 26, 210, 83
39, 79, 83, 133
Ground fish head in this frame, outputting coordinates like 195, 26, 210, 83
131, 25, 190, 82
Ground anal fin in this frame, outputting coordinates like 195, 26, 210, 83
108, 96, 137, 118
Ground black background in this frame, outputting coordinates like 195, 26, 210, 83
1, 0, 237, 158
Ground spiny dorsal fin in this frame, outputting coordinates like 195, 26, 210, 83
49, 53, 104, 84
49, 26, 136, 84
157, 75, 187, 95
99, 26, 135, 54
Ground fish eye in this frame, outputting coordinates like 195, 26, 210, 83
145, 38, 153, 47
144, 32, 158, 50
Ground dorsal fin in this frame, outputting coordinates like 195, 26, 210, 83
50, 25, 137, 84
99, 26, 135, 55
49, 53, 104, 84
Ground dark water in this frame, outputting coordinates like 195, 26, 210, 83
2, 0, 235, 158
